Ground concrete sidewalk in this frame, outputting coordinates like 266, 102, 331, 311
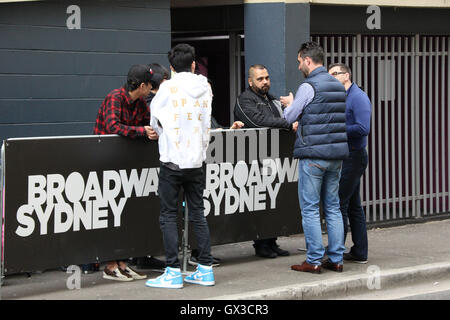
1, 219, 450, 300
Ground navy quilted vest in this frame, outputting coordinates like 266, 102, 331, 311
293, 66, 349, 160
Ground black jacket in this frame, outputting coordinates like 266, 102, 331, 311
234, 87, 292, 130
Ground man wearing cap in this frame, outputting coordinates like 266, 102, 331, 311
93, 64, 158, 281
94, 64, 158, 140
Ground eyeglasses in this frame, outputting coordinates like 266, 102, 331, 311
330, 71, 346, 76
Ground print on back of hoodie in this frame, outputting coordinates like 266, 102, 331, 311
150, 72, 212, 169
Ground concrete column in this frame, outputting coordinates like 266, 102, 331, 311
244, 0, 310, 98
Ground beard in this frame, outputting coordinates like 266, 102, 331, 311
301, 66, 309, 78
252, 85, 270, 95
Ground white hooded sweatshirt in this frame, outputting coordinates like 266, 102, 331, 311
150, 72, 212, 169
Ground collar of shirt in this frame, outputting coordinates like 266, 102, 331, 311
346, 82, 356, 96
121, 86, 136, 105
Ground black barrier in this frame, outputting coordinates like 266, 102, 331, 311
2, 129, 301, 274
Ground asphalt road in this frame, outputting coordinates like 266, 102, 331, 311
398, 289, 450, 300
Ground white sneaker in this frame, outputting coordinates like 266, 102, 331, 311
102, 267, 134, 282
145, 267, 183, 289
184, 264, 215, 286
123, 266, 147, 280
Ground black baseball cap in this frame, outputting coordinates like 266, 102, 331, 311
127, 64, 154, 87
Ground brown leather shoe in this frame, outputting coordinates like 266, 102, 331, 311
291, 261, 321, 274
322, 259, 343, 272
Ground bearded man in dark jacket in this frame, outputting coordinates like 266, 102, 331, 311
233, 64, 297, 259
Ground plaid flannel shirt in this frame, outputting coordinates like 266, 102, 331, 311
93, 87, 150, 138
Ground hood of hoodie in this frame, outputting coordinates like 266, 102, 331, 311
171, 72, 210, 99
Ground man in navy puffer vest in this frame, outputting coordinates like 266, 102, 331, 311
281, 42, 348, 274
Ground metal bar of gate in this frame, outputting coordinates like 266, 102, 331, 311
371, 36, 376, 222
434, 36, 439, 214
1, 142, 4, 291
378, 36, 384, 221
363, 36, 370, 220
448, 36, 450, 214
391, 37, 396, 220
442, 36, 447, 213
397, 36, 403, 219
182, 196, 189, 275
422, 36, 428, 217
384, 36, 389, 220
440, 37, 450, 212
428, 36, 433, 216
404, 36, 410, 218
414, 34, 421, 218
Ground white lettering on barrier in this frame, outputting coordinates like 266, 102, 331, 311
15, 169, 160, 237
202, 157, 298, 217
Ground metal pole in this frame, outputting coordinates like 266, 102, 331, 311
181, 196, 189, 275
1, 141, 5, 293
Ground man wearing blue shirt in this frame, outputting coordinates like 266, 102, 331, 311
281, 42, 348, 274
328, 63, 372, 264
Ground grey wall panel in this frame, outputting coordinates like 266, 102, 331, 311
0, 26, 170, 53
0, 0, 171, 141
1, 75, 125, 99
0, 123, 95, 140
0, 50, 169, 75
0, 99, 102, 124
0, 1, 170, 30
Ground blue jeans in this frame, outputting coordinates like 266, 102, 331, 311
158, 164, 213, 268
298, 159, 345, 265
339, 149, 369, 260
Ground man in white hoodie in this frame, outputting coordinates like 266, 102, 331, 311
145, 44, 215, 289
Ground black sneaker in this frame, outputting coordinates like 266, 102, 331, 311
254, 245, 277, 259
270, 244, 290, 256
136, 256, 166, 272
343, 252, 368, 264
189, 249, 221, 267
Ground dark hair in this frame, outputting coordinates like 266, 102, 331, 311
168, 43, 195, 73
148, 63, 170, 90
298, 41, 324, 64
328, 62, 352, 80
125, 64, 153, 91
248, 64, 267, 78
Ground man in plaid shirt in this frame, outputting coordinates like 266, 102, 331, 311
94, 64, 158, 140
93, 64, 158, 282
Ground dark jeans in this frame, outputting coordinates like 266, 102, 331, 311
339, 149, 369, 260
158, 164, 213, 268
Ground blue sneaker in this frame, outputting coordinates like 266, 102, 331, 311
184, 264, 215, 286
145, 267, 183, 289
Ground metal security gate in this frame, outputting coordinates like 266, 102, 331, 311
313, 34, 450, 223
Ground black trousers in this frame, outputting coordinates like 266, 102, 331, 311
158, 164, 213, 268
339, 149, 369, 260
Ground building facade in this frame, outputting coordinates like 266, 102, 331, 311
1, 0, 449, 224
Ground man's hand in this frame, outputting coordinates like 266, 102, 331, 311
280, 92, 294, 107
230, 121, 244, 129
145, 126, 159, 140
292, 121, 298, 132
